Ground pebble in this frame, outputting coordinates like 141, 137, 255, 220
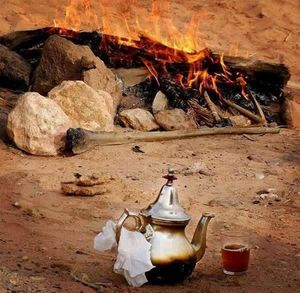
255, 173, 265, 180
257, 188, 277, 194
12, 202, 21, 208
247, 154, 264, 162
30, 276, 46, 281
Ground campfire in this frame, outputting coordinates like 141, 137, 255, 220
0, 0, 291, 155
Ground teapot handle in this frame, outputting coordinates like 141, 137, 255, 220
115, 208, 144, 243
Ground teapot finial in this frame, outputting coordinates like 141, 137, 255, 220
163, 167, 177, 185
141, 167, 190, 224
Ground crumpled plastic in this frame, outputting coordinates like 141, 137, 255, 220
94, 220, 154, 287
94, 220, 117, 251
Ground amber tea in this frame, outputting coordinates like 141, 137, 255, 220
221, 231, 250, 275
222, 244, 250, 274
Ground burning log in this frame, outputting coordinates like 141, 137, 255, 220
0, 28, 290, 88
65, 127, 280, 155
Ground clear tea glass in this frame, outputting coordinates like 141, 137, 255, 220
221, 231, 250, 275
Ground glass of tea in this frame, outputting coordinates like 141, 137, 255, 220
221, 231, 250, 275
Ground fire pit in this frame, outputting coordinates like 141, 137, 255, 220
0, 26, 290, 127
0, 1, 294, 156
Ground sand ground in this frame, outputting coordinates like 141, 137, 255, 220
0, 0, 300, 292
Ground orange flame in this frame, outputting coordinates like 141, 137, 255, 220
53, 0, 244, 97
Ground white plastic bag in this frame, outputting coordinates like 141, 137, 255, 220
94, 220, 117, 251
94, 220, 154, 287
113, 227, 154, 287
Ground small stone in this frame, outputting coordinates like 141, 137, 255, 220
152, 91, 169, 114
132, 145, 144, 153
9, 279, 17, 285
229, 115, 251, 127
12, 202, 21, 208
22, 256, 29, 261
30, 276, 46, 281
155, 108, 197, 130
247, 154, 264, 162
257, 188, 277, 195
119, 108, 160, 131
269, 122, 278, 128
180, 161, 212, 176
255, 173, 265, 180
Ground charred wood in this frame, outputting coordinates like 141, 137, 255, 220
66, 127, 280, 154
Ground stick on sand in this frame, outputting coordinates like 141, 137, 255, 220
65, 127, 280, 155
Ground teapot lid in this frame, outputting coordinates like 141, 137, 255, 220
141, 168, 191, 224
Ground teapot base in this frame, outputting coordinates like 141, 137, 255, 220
146, 258, 196, 284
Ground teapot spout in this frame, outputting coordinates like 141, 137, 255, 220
191, 213, 215, 262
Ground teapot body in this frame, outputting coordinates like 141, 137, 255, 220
115, 169, 214, 284
145, 222, 196, 283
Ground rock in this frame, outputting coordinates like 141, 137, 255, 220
247, 154, 264, 162
155, 109, 197, 130
255, 172, 265, 180
283, 99, 300, 128
131, 145, 144, 153
12, 202, 21, 208
257, 188, 277, 195
229, 115, 251, 127
48, 81, 114, 132
119, 108, 160, 131
152, 91, 169, 114
32, 35, 121, 113
118, 95, 150, 112
252, 192, 281, 204
7, 92, 72, 156
112, 67, 149, 87
83, 62, 122, 114
21, 256, 29, 261
179, 162, 213, 176
61, 182, 108, 196
0, 44, 31, 91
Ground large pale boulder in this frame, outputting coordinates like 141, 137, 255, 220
119, 108, 160, 131
154, 109, 198, 130
48, 81, 114, 132
7, 92, 72, 156
32, 35, 121, 113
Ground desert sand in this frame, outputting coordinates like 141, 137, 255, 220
0, 1, 299, 292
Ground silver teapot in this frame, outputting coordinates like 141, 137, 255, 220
116, 168, 214, 284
